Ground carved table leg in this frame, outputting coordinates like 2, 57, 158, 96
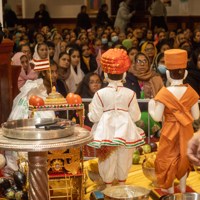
28, 152, 49, 200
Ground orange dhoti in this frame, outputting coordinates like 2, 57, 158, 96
154, 85, 199, 189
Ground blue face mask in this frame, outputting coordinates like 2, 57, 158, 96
157, 64, 167, 74
111, 36, 119, 43
101, 38, 108, 44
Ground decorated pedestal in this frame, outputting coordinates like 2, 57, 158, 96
0, 119, 92, 200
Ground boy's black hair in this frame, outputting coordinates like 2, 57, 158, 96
108, 73, 123, 80
169, 69, 185, 80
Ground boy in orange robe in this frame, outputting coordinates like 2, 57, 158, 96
148, 49, 199, 193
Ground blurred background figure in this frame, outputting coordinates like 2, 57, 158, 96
34, 4, 51, 29
0, 23, 4, 43
114, 0, 135, 33
96, 4, 112, 28
3, 4, 18, 31
149, 0, 168, 31
76, 5, 92, 30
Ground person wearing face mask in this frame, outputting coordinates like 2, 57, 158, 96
110, 34, 119, 48
101, 37, 108, 45
153, 52, 169, 86
111, 35, 119, 43
101, 33, 109, 53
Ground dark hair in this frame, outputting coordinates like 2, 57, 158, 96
156, 39, 171, 53
192, 48, 200, 66
127, 47, 138, 55
153, 52, 164, 71
81, 5, 87, 11
180, 40, 192, 59
68, 47, 81, 56
100, 3, 107, 11
36, 42, 48, 52
50, 59, 58, 68
35, 32, 45, 41
108, 73, 123, 80
169, 69, 185, 80
59, 52, 69, 59
46, 41, 55, 48
19, 43, 31, 51
39, 60, 58, 78
80, 43, 89, 51
75, 72, 102, 98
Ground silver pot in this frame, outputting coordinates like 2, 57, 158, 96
160, 193, 200, 200
103, 185, 150, 200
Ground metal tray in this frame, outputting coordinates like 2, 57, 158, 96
1, 118, 74, 140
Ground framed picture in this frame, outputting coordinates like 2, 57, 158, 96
87, 0, 106, 14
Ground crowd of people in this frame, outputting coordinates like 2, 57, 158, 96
2, 2, 200, 132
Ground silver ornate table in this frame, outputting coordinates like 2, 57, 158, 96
0, 126, 92, 200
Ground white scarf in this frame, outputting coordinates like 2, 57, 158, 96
66, 64, 85, 92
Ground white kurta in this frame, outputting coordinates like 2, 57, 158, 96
88, 81, 145, 149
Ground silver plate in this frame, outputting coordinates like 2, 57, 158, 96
1, 118, 74, 140
0, 126, 92, 151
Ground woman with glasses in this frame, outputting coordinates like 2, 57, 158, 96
75, 72, 103, 127
141, 41, 157, 67
125, 52, 163, 136
126, 52, 163, 99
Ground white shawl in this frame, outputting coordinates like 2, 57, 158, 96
65, 64, 85, 92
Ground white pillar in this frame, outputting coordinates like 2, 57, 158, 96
22, 0, 26, 18
0, 0, 3, 27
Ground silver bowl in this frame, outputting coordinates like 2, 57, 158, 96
160, 193, 200, 200
103, 185, 150, 200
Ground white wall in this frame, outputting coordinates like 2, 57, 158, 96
5, 0, 200, 18
6, 0, 110, 18
163, 0, 200, 16
47, 0, 83, 18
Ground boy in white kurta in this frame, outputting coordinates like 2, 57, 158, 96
88, 48, 145, 187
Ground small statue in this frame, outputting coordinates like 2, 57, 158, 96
148, 49, 199, 193
88, 48, 145, 188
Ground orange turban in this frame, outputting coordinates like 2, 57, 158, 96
164, 49, 187, 70
101, 48, 131, 74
